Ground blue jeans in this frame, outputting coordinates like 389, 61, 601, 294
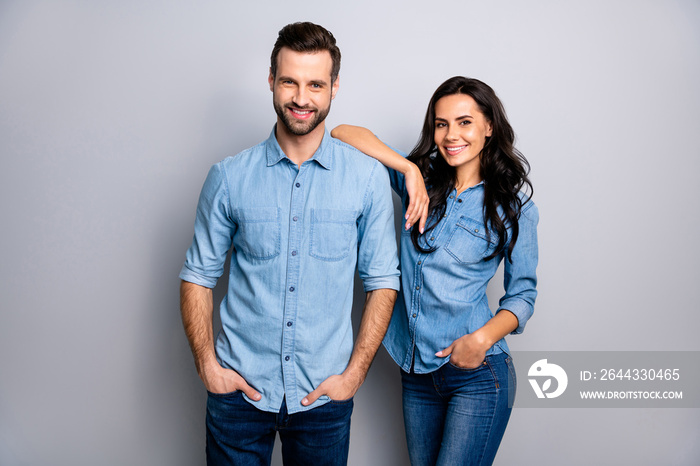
401, 353, 516, 466
206, 391, 353, 466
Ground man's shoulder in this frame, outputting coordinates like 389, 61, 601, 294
329, 136, 383, 172
218, 140, 267, 169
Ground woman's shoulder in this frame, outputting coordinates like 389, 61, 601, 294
518, 192, 538, 221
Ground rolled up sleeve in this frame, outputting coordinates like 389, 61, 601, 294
498, 201, 539, 334
357, 162, 400, 292
179, 163, 236, 289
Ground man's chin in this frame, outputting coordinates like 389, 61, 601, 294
281, 117, 319, 136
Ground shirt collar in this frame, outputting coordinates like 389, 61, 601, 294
265, 125, 333, 170
452, 180, 484, 196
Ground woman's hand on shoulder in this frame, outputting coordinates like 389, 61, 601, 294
332, 124, 428, 231
403, 163, 428, 233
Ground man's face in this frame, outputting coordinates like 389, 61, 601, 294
269, 48, 339, 136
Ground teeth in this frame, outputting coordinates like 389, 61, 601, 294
292, 109, 311, 115
446, 145, 466, 153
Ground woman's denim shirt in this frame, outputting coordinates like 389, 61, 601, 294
383, 160, 539, 374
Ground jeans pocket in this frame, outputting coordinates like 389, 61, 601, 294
328, 396, 354, 405
207, 389, 240, 399
447, 360, 487, 372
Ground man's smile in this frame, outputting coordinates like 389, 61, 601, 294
288, 107, 315, 120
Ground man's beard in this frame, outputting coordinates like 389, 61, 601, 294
274, 98, 331, 136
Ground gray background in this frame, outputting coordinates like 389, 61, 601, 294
1, 0, 698, 465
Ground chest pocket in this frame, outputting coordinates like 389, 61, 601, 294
444, 216, 498, 264
233, 207, 281, 260
310, 209, 358, 262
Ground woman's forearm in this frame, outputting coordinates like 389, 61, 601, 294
331, 125, 414, 174
472, 310, 520, 349
436, 310, 519, 368
332, 124, 429, 232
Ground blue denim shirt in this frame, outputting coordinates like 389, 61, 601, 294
180, 128, 400, 413
382, 154, 538, 374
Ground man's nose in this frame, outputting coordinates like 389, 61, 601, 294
293, 87, 310, 107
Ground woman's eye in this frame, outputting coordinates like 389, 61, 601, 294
460, 120, 471, 125
436, 122, 446, 128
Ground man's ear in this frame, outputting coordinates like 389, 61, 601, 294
268, 68, 274, 92
331, 75, 340, 100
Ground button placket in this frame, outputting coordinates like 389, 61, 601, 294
409, 252, 426, 328
281, 167, 305, 401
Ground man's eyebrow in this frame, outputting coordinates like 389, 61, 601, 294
276, 76, 328, 87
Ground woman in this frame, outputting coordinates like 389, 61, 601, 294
332, 76, 538, 466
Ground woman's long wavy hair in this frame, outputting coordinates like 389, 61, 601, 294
408, 76, 532, 260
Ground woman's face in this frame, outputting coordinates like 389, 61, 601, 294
433, 93, 492, 178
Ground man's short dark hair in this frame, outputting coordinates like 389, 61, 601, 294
270, 22, 341, 84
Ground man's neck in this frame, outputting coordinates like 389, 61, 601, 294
275, 119, 326, 167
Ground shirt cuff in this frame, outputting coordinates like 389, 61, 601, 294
179, 264, 218, 289
497, 299, 534, 335
362, 275, 400, 293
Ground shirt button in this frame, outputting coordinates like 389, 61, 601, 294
287, 321, 293, 327
291, 250, 297, 256
458, 199, 463, 203
289, 286, 295, 292
415, 286, 420, 290
449, 195, 454, 199
412, 313, 417, 318
295, 182, 301, 188
475, 228, 479, 233
293, 216, 298, 222
430, 237, 434, 241
285, 356, 290, 361
417, 261, 421, 265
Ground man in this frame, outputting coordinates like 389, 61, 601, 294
179, 22, 399, 465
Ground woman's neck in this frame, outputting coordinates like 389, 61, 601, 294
454, 169, 482, 195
